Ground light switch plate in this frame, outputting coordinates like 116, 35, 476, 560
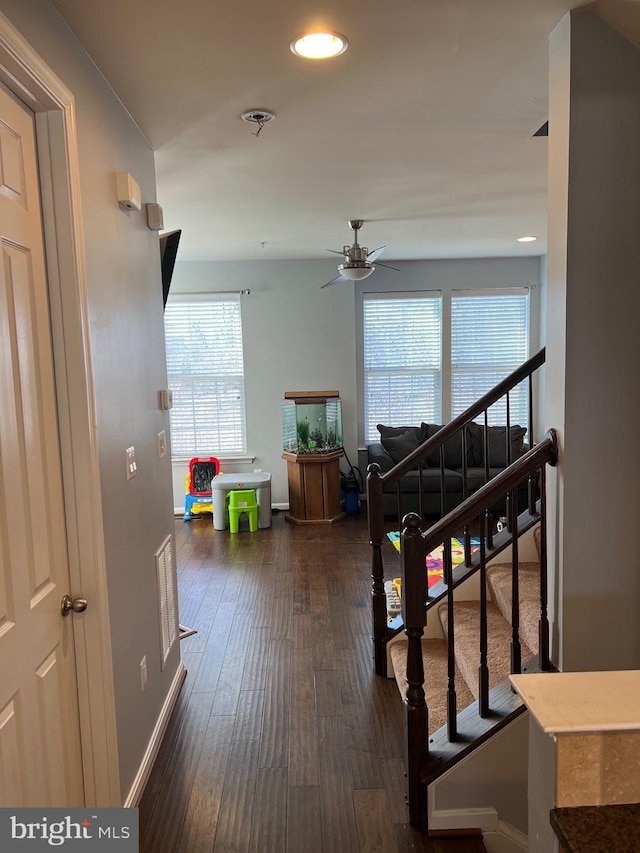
158, 430, 167, 458
125, 446, 137, 480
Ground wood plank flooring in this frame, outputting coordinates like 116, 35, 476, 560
139, 511, 487, 853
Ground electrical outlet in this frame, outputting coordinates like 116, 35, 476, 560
126, 446, 137, 480
140, 656, 147, 692
158, 430, 167, 458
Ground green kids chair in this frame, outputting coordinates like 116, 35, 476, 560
227, 489, 259, 533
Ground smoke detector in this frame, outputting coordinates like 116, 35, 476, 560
241, 110, 276, 126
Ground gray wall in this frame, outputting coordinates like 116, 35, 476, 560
546, 11, 640, 671
169, 258, 358, 508
0, 0, 180, 800
169, 256, 543, 508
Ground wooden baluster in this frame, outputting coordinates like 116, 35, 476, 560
444, 537, 458, 741
509, 486, 522, 674
505, 391, 512, 531
439, 444, 446, 519
462, 426, 472, 565
402, 513, 429, 824
478, 512, 489, 717
367, 463, 388, 676
538, 464, 551, 670
483, 409, 493, 550
418, 462, 424, 521
528, 371, 536, 514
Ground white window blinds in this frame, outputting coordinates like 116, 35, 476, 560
451, 289, 529, 426
363, 293, 442, 443
164, 295, 246, 455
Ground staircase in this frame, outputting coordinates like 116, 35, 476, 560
388, 526, 542, 736
365, 349, 558, 832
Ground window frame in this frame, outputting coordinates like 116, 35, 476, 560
356, 279, 538, 447
164, 292, 247, 458
450, 287, 531, 427
361, 291, 443, 444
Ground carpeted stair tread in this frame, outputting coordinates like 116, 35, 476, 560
389, 638, 475, 734
438, 600, 534, 700
486, 562, 540, 654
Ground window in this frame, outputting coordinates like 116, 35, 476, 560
363, 293, 442, 443
451, 289, 530, 426
164, 295, 246, 455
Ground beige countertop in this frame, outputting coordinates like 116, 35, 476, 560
509, 670, 640, 734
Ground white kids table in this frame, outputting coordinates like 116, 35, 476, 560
211, 472, 272, 530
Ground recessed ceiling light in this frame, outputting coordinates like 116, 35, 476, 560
517, 235, 538, 243
290, 32, 348, 59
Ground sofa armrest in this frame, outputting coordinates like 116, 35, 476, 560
367, 442, 395, 475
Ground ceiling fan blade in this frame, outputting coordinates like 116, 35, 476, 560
327, 248, 344, 255
367, 246, 386, 262
374, 260, 401, 272
321, 274, 344, 288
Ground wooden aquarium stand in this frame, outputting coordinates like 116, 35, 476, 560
282, 449, 345, 524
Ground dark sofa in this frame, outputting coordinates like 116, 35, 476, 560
366, 421, 530, 519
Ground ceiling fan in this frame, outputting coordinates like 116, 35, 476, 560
321, 219, 400, 288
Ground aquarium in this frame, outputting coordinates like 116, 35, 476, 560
281, 391, 343, 454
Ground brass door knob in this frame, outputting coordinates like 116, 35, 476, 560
61, 594, 88, 617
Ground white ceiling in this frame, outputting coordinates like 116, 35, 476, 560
50, 0, 639, 264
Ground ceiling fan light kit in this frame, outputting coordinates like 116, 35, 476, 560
338, 265, 374, 281
321, 219, 400, 288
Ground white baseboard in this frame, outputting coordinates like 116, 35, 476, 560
483, 821, 529, 852
123, 662, 186, 807
175, 504, 288, 517
428, 805, 499, 833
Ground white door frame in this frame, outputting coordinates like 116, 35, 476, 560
0, 13, 120, 806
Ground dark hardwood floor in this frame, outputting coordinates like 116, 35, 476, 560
139, 510, 486, 853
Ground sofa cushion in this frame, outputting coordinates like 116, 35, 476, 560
471, 425, 527, 467
381, 430, 422, 465
387, 468, 465, 494
377, 423, 427, 442
422, 422, 482, 468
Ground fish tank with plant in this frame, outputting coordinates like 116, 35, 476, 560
281, 391, 343, 454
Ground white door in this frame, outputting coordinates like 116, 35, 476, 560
0, 80, 84, 806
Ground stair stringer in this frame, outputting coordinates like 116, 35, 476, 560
426, 713, 529, 835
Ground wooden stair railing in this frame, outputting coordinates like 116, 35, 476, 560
367, 347, 546, 676
401, 429, 558, 827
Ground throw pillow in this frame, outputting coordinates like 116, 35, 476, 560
376, 423, 427, 442
381, 430, 422, 465
477, 425, 527, 467
422, 423, 481, 468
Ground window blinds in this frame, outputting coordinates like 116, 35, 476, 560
164, 296, 246, 455
451, 289, 529, 426
363, 294, 442, 443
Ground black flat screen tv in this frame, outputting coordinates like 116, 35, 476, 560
160, 229, 181, 308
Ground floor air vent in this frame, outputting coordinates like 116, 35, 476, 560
155, 534, 178, 669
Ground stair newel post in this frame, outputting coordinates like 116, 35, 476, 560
478, 512, 490, 717
401, 513, 429, 825
538, 464, 551, 670
367, 463, 388, 676
509, 486, 522, 675
443, 537, 458, 741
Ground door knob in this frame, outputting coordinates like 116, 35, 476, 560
61, 594, 88, 617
